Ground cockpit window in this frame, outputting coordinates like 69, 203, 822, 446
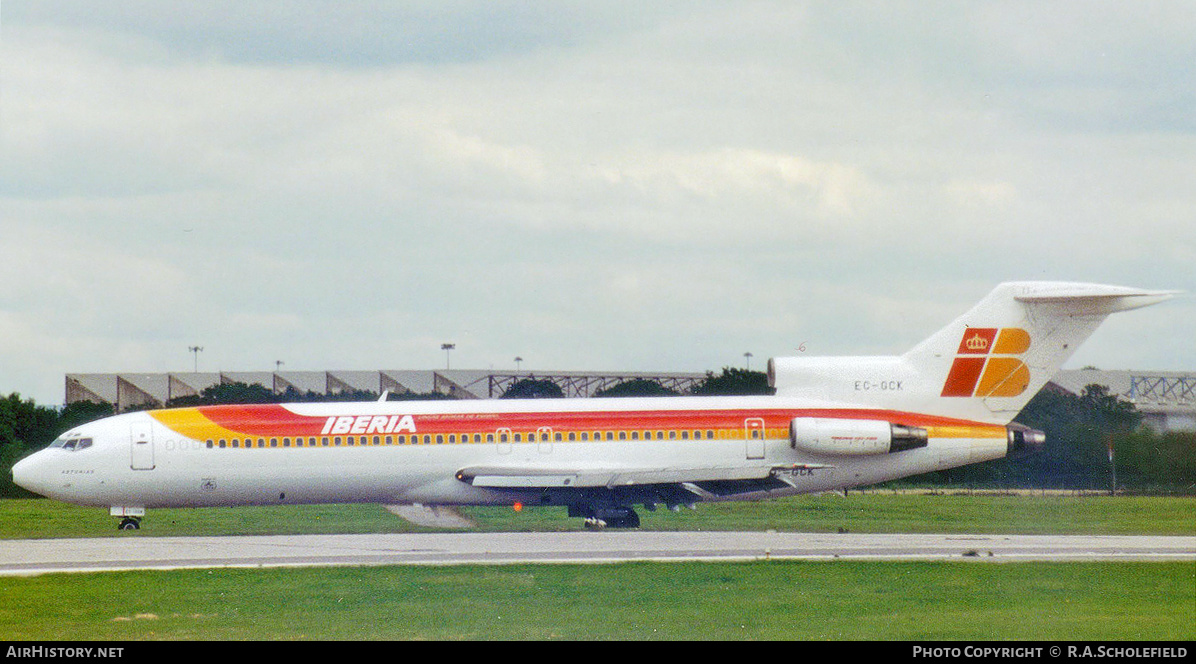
49, 437, 92, 451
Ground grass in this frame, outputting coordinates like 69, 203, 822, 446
0, 561, 1190, 640
2, 493, 1195, 539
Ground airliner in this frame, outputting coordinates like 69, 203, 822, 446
12, 281, 1174, 530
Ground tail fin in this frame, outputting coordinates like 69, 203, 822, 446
903, 282, 1175, 420
770, 282, 1176, 423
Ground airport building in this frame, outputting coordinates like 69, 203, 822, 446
64, 369, 710, 411
1050, 369, 1196, 432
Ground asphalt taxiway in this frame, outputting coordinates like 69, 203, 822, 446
1, 531, 1193, 575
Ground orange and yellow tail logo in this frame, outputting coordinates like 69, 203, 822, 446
941, 328, 1031, 397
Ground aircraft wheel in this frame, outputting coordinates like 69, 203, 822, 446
607, 510, 640, 529
118, 517, 141, 531
595, 507, 640, 529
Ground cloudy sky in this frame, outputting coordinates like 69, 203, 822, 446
2, 1, 1194, 405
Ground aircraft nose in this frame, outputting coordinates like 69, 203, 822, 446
11, 453, 52, 497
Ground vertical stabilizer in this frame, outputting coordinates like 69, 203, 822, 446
902, 282, 1175, 422
769, 282, 1175, 424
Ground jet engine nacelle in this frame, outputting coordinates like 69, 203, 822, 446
789, 417, 928, 456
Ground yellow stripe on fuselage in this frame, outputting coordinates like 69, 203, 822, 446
150, 408, 247, 442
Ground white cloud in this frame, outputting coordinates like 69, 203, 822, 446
1, 3, 1193, 404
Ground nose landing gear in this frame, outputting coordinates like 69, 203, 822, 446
111, 507, 146, 531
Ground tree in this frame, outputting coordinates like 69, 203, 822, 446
57, 400, 115, 432
500, 378, 564, 399
0, 393, 62, 498
167, 381, 281, 406
690, 368, 774, 396
925, 384, 1159, 490
593, 379, 680, 398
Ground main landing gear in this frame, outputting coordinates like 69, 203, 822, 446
574, 505, 641, 530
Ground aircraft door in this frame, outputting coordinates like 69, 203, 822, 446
130, 422, 156, 470
745, 418, 765, 460
537, 426, 553, 454
496, 428, 512, 455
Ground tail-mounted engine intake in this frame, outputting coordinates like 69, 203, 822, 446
789, 417, 928, 456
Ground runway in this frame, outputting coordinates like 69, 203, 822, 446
1, 531, 1193, 575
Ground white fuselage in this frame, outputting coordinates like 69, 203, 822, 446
12, 394, 1007, 512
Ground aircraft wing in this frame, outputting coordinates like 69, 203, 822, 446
455, 463, 831, 490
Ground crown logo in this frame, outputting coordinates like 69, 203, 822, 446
965, 333, 989, 351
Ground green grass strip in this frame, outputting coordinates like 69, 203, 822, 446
3, 494, 1195, 539
0, 561, 1191, 640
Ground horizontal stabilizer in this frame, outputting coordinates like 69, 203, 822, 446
1012, 282, 1179, 314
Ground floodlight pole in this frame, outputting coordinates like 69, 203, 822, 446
189, 346, 203, 373
441, 343, 455, 370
